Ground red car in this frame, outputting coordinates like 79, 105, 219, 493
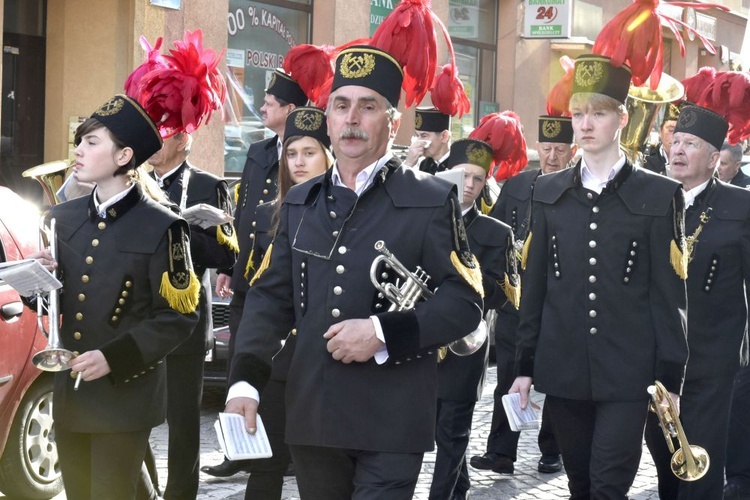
0, 186, 62, 498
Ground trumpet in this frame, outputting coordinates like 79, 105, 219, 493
648, 381, 710, 481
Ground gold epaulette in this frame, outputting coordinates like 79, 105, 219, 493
249, 243, 273, 286
480, 197, 493, 215
451, 251, 484, 297
160, 224, 200, 313
217, 224, 239, 253
670, 238, 688, 280
233, 183, 241, 204
159, 270, 201, 314
243, 247, 255, 280
520, 231, 532, 270
502, 272, 521, 309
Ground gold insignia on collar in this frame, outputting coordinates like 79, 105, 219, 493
96, 97, 124, 116
575, 61, 604, 88
415, 114, 423, 130
340, 53, 376, 79
466, 143, 492, 170
679, 108, 698, 129
268, 72, 277, 90
108, 207, 117, 218
542, 120, 562, 139
294, 110, 323, 131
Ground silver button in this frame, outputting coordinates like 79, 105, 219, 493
624, 277, 630, 283
551, 235, 556, 241
587, 193, 593, 199
329, 211, 337, 219
266, 178, 272, 184
332, 308, 341, 318
589, 310, 597, 318
589, 293, 596, 300
336, 265, 345, 274
333, 286, 343, 295
630, 250, 636, 256
592, 206, 600, 213
628, 260, 633, 266
632, 241, 638, 247
555, 271, 561, 277
332, 231, 339, 237
589, 275, 596, 283
626, 267, 632, 273
589, 258, 597, 265
338, 246, 347, 255
589, 240, 597, 248
590, 327, 598, 334
590, 223, 598, 230
301, 262, 306, 269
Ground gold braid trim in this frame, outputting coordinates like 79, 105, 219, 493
451, 251, 484, 297
502, 272, 521, 309
520, 231, 532, 270
243, 247, 255, 280
159, 269, 200, 314
670, 239, 688, 280
249, 242, 273, 286
217, 225, 239, 253
480, 197, 493, 215
233, 183, 241, 204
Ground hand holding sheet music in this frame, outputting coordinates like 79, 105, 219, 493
214, 412, 272, 460
0, 259, 62, 296
502, 393, 540, 432
182, 203, 234, 229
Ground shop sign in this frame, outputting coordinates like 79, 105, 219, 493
695, 12, 717, 42
449, 0, 480, 40
524, 0, 571, 38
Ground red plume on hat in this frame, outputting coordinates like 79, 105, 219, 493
124, 36, 166, 98
682, 68, 750, 145
592, 0, 728, 89
469, 111, 528, 182
545, 56, 575, 117
125, 29, 227, 138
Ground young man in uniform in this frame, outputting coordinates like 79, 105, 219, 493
402, 106, 452, 174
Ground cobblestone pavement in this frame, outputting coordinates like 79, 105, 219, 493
44, 364, 661, 500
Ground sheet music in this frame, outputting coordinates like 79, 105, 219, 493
502, 393, 540, 432
435, 167, 466, 203
0, 259, 62, 296
182, 203, 234, 229
214, 413, 273, 460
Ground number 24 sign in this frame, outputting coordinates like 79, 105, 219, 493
536, 6, 558, 23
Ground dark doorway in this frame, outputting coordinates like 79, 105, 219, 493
1, 0, 46, 204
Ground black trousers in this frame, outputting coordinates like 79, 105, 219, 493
545, 396, 648, 500
289, 444, 423, 500
57, 428, 153, 500
162, 352, 205, 500
429, 398, 476, 500
727, 365, 750, 488
487, 311, 559, 460
244, 379, 292, 500
644, 373, 735, 500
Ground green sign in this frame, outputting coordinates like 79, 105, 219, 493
370, 0, 400, 36
530, 25, 562, 36
479, 101, 500, 119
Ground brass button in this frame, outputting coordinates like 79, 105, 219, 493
122, 291, 129, 297
78, 294, 86, 302
74, 331, 82, 340
266, 178, 272, 184
73, 351, 80, 356
252, 221, 257, 227
98, 222, 106, 230
263, 189, 269, 195
115, 308, 122, 314
119, 298, 125, 305
75, 312, 83, 320
112, 316, 119, 322
81, 275, 90, 283
125, 281, 133, 287
70, 371, 78, 379
258, 199, 264, 204
249, 233, 255, 239
291, 328, 297, 335
85, 256, 94, 264
92, 239, 99, 247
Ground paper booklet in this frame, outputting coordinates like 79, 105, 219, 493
435, 167, 466, 203
214, 412, 273, 460
182, 203, 234, 229
0, 259, 62, 297
502, 393, 540, 432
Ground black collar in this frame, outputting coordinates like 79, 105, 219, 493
87, 184, 143, 222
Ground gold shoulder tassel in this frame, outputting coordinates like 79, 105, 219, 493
249, 242, 273, 286
480, 197, 493, 215
233, 183, 241, 204
243, 247, 255, 280
217, 225, 239, 253
520, 231, 532, 270
670, 239, 688, 280
159, 270, 201, 314
451, 251, 484, 297
502, 273, 521, 309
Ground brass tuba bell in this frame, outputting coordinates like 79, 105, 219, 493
621, 74, 684, 163
22, 160, 71, 206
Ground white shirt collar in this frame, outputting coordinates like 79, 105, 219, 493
153, 164, 182, 187
94, 185, 135, 218
331, 153, 393, 197
580, 155, 626, 194
683, 179, 711, 208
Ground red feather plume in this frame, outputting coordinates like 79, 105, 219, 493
430, 64, 470, 117
681, 67, 716, 105
469, 111, 528, 182
126, 30, 226, 137
371, 0, 438, 107
124, 36, 167, 98
592, 0, 728, 89
545, 56, 575, 117
684, 70, 750, 145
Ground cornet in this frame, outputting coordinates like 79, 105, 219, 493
648, 381, 710, 481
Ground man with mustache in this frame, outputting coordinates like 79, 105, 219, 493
225, 45, 483, 499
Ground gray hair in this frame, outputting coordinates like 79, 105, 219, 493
721, 141, 743, 163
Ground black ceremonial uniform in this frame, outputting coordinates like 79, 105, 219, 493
155, 161, 236, 498
643, 144, 668, 175
485, 168, 560, 463
730, 169, 750, 189
51, 186, 197, 431
517, 161, 688, 497
645, 179, 750, 499
431, 207, 515, 500
230, 158, 483, 454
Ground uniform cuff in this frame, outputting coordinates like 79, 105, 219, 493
376, 310, 419, 359
226, 381, 260, 404
100, 334, 143, 384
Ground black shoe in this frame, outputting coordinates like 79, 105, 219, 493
538, 454, 563, 473
724, 482, 750, 500
469, 453, 514, 474
200, 459, 252, 477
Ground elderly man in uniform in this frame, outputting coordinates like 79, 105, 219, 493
225, 45, 483, 499
147, 132, 237, 498
717, 141, 750, 188
643, 104, 680, 176
510, 54, 688, 499
474, 114, 576, 476
402, 106, 452, 174
206, 69, 307, 478
644, 105, 750, 500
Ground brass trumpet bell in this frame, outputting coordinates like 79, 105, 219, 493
22, 160, 70, 206
32, 347, 75, 372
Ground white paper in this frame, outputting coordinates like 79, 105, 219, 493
502, 393, 540, 432
182, 203, 234, 229
0, 259, 62, 296
214, 412, 273, 460
435, 167, 465, 203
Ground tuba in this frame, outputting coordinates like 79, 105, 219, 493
648, 381, 710, 481
621, 74, 684, 163
22, 160, 70, 206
